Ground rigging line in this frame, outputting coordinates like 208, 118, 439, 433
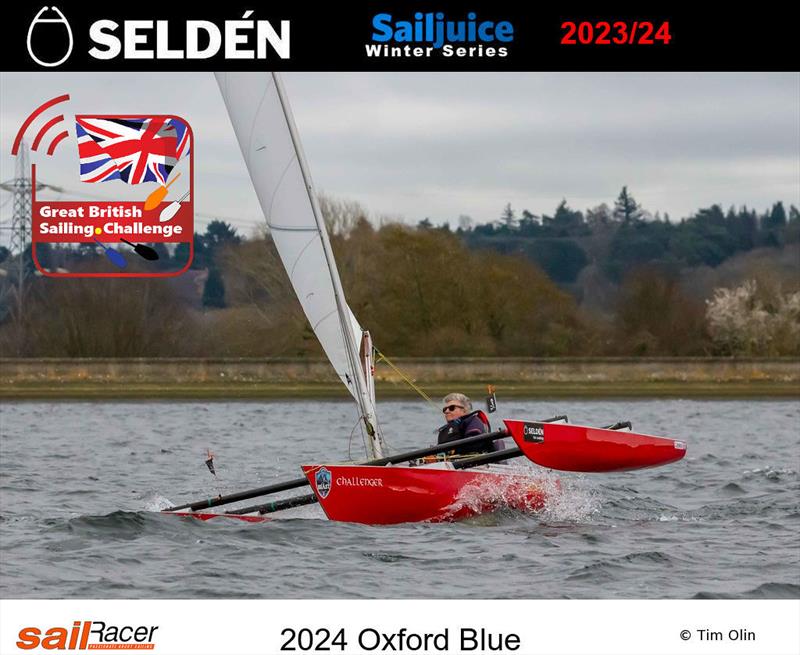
346, 414, 364, 462
369, 406, 394, 455
374, 347, 439, 413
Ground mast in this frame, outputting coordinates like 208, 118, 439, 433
215, 72, 385, 458
271, 73, 384, 458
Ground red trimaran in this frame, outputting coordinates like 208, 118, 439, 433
163, 73, 686, 525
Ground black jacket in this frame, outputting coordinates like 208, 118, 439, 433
437, 410, 500, 455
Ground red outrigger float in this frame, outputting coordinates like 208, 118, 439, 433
503, 419, 686, 472
169, 511, 272, 523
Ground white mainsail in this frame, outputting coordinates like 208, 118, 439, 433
216, 72, 384, 458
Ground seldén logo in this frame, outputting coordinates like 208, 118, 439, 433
367, 11, 514, 59
25, 6, 290, 67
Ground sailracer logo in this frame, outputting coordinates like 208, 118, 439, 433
367, 11, 514, 59
16, 620, 159, 650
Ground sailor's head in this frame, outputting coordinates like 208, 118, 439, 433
442, 393, 472, 420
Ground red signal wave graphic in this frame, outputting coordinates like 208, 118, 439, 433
13, 94, 71, 156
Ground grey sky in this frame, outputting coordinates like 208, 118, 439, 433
1, 72, 798, 240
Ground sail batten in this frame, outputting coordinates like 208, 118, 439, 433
312, 309, 339, 332
269, 225, 319, 232
265, 150, 296, 220
216, 72, 384, 458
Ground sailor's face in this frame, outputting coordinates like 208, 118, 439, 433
443, 403, 467, 420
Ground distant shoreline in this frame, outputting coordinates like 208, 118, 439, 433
1, 357, 797, 399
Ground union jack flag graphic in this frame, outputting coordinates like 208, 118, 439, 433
76, 116, 191, 185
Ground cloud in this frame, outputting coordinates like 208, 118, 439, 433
2, 71, 797, 235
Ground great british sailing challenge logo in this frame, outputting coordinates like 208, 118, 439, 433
14, 94, 194, 277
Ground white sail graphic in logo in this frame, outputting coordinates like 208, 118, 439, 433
27, 6, 74, 68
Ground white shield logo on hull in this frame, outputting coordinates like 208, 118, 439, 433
315, 467, 332, 499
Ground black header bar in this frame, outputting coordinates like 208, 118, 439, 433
2, 2, 795, 72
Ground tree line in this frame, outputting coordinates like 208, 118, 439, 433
0, 189, 797, 358
457, 188, 799, 284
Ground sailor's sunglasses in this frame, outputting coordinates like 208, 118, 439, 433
442, 404, 464, 413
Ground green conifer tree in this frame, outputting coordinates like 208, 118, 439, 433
613, 186, 643, 224
202, 267, 226, 308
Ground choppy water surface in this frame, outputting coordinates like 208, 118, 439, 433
1, 399, 798, 599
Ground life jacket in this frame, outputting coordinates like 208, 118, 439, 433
437, 410, 496, 454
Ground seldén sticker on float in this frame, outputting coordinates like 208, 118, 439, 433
13, 91, 194, 277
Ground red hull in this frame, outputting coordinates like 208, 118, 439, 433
504, 419, 687, 472
302, 464, 548, 525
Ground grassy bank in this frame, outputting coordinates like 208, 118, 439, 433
1, 358, 797, 400
1, 381, 797, 400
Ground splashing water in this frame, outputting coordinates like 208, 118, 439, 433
446, 464, 580, 519
742, 467, 797, 480
139, 493, 176, 512
536, 473, 601, 523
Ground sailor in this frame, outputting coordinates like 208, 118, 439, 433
437, 393, 502, 455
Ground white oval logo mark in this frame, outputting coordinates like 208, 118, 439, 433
27, 6, 74, 68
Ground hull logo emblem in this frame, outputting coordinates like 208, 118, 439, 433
315, 467, 332, 499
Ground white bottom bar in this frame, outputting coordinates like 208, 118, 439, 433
2, 599, 798, 655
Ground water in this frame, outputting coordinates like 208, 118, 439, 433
1, 399, 798, 599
